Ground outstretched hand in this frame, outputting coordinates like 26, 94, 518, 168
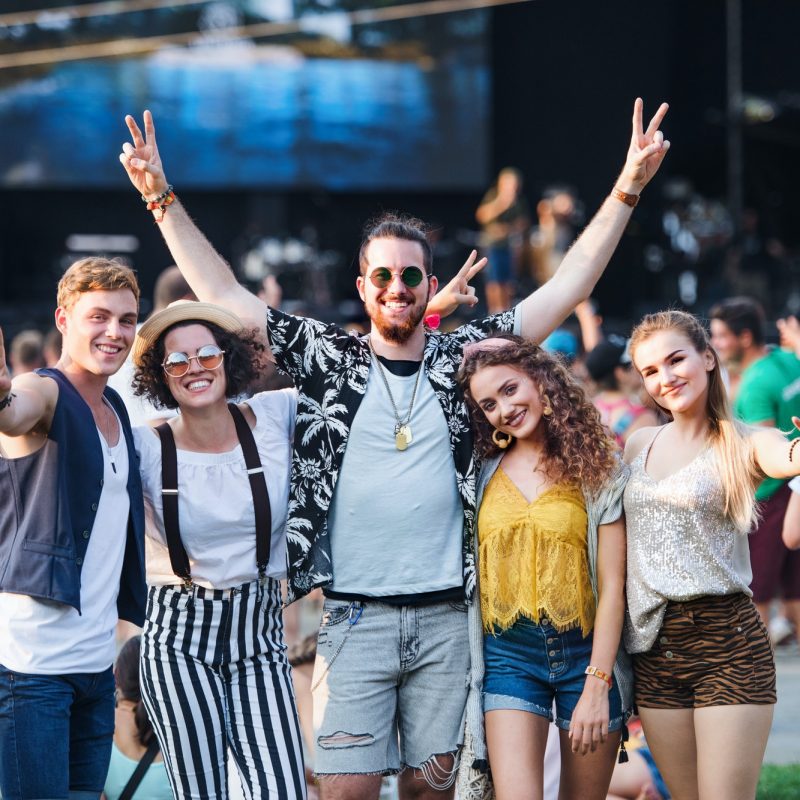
617, 98, 670, 194
0, 327, 11, 400
426, 250, 487, 319
119, 110, 170, 200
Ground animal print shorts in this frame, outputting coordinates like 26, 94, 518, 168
634, 593, 776, 708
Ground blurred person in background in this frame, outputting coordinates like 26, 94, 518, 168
102, 636, 171, 800
530, 188, 582, 286
43, 326, 63, 367
8, 329, 45, 375
710, 297, 800, 643
476, 167, 530, 313
585, 336, 659, 450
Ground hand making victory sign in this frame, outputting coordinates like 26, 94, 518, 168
616, 97, 670, 194
119, 110, 170, 200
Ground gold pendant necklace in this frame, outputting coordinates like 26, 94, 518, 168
369, 339, 423, 452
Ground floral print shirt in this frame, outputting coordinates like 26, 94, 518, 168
267, 306, 517, 602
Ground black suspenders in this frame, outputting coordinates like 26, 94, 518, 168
156, 403, 272, 588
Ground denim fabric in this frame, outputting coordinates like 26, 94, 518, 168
486, 246, 513, 284
0, 664, 114, 800
311, 599, 470, 776
483, 616, 623, 731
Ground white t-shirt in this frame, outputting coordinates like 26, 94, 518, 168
135, 390, 296, 589
0, 410, 130, 674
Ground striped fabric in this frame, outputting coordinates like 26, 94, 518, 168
140, 579, 306, 799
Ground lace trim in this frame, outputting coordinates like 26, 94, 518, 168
478, 473, 594, 634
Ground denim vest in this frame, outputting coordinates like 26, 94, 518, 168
0, 368, 146, 625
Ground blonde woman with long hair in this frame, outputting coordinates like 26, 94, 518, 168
623, 310, 799, 800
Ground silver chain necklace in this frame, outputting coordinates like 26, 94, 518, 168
369, 338, 423, 451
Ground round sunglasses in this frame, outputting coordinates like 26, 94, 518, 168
367, 266, 426, 289
162, 344, 226, 378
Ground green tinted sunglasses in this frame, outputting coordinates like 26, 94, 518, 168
367, 266, 426, 289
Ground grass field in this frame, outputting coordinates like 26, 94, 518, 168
757, 764, 800, 799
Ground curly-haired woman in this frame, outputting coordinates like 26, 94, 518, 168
130, 301, 306, 800
457, 335, 631, 800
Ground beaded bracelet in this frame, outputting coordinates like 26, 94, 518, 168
0, 391, 16, 411
585, 665, 613, 688
143, 185, 176, 223
789, 437, 800, 464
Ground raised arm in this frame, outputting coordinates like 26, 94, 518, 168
119, 111, 268, 332
519, 98, 670, 342
0, 327, 56, 439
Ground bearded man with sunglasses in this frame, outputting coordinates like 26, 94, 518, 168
120, 98, 670, 800
0, 258, 146, 800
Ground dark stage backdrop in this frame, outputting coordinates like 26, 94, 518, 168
1, 0, 799, 324
0, 1, 490, 191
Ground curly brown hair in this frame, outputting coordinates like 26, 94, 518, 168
457, 335, 618, 493
132, 321, 266, 410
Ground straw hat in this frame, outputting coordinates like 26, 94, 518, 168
132, 300, 244, 366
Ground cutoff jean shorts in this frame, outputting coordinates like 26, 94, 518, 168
311, 598, 470, 777
483, 615, 623, 731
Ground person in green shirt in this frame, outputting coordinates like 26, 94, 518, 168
710, 297, 800, 635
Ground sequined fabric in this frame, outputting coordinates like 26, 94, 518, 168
623, 433, 753, 653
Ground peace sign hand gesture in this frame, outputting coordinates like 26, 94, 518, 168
426, 249, 487, 319
119, 110, 170, 201
616, 97, 670, 195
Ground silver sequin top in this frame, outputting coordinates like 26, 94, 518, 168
623, 431, 753, 653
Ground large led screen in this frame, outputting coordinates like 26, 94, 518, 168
0, 1, 490, 190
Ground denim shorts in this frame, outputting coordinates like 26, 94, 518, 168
483, 616, 623, 731
311, 598, 470, 777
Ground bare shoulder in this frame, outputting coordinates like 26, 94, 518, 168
622, 424, 663, 465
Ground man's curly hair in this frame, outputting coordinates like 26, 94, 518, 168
132, 321, 266, 410
457, 335, 618, 493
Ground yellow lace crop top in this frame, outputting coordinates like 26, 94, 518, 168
477, 469, 595, 634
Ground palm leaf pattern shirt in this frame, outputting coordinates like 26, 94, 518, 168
267, 305, 518, 603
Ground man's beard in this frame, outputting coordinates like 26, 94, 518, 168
365, 297, 426, 344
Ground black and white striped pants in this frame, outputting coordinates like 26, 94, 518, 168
141, 579, 307, 799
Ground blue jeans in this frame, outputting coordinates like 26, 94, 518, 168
0, 664, 114, 800
483, 617, 624, 731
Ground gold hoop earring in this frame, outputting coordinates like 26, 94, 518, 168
542, 395, 553, 417
492, 428, 513, 449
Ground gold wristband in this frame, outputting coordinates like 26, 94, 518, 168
612, 187, 640, 208
585, 665, 613, 688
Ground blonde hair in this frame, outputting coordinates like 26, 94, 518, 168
57, 257, 140, 311
629, 310, 761, 533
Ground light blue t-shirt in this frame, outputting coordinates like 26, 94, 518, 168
103, 743, 173, 800
328, 360, 464, 596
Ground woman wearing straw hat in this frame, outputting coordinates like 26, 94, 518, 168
130, 301, 306, 800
